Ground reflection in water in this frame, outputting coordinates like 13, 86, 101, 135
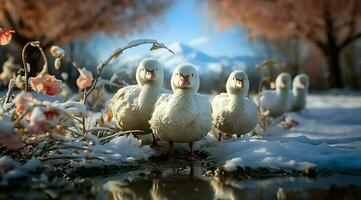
102, 160, 361, 200
210, 177, 240, 200
104, 171, 361, 200
149, 178, 213, 200
107, 180, 152, 200
105, 161, 214, 200
1, 158, 361, 199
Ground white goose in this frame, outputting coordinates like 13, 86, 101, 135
149, 63, 212, 159
292, 73, 309, 111
110, 58, 167, 144
212, 70, 257, 141
260, 72, 292, 117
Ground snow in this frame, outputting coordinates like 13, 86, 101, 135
2, 91, 361, 178
204, 92, 361, 172
91, 134, 153, 163
65, 134, 154, 168
0, 158, 41, 181
0, 156, 20, 175
49, 92, 361, 172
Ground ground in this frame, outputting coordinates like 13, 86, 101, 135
1, 90, 361, 199
205, 91, 361, 172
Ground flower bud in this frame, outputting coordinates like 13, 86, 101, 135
50, 46, 65, 58
54, 58, 61, 70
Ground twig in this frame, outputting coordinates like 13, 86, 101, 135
99, 130, 145, 142
65, 127, 83, 137
86, 127, 116, 133
21, 41, 48, 91
40, 155, 104, 162
85, 39, 174, 100
57, 143, 89, 151
2, 79, 15, 109
13, 109, 31, 126
62, 54, 81, 69
256, 59, 280, 129
80, 88, 87, 135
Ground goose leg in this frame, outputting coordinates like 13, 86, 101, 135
188, 142, 196, 160
151, 133, 159, 146
169, 141, 174, 159
218, 131, 222, 142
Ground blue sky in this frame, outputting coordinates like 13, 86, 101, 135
94, 0, 255, 60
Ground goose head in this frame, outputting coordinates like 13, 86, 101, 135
226, 70, 249, 96
171, 63, 199, 93
293, 73, 309, 90
136, 58, 164, 86
275, 73, 291, 91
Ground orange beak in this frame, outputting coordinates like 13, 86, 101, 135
179, 74, 190, 88
145, 70, 156, 80
236, 79, 244, 88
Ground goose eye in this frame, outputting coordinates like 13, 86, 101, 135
141, 68, 145, 71
176, 73, 179, 76
192, 74, 194, 77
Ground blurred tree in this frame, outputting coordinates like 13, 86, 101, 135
0, 0, 171, 74
252, 36, 306, 76
341, 43, 361, 88
208, 0, 361, 88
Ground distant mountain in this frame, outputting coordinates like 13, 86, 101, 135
109, 42, 259, 93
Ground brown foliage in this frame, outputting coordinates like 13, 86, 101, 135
208, 0, 361, 88
0, 0, 172, 47
208, 0, 361, 43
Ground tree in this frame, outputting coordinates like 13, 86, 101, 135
208, 0, 361, 88
0, 0, 171, 74
252, 36, 305, 76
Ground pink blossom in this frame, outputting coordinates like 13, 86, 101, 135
27, 107, 48, 135
278, 116, 300, 129
13, 92, 35, 114
27, 106, 60, 135
0, 28, 15, 46
76, 68, 93, 90
30, 73, 63, 96
0, 68, 12, 85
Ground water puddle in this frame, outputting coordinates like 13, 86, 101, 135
1, 157, 361, 199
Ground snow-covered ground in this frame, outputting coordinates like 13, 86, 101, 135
56, 91, 361, 172
205, 92, 361, 172
79, 91, 361, 173
2, 91, 361, 180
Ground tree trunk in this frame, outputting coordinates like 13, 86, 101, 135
324, 47, 343, 88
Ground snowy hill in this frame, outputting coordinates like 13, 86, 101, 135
109, 42, 258, 92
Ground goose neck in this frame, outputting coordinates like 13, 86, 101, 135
174, 89, 194, 104
293, 87, 307, 95
277, 87, 288, 96
138, 84, 159, 107
229, 94, 245, 110
174, 88, 195, 97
